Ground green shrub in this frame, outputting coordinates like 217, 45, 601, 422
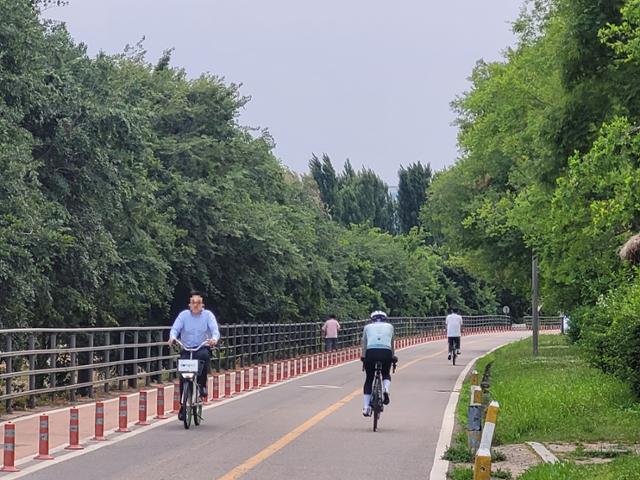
577, 274, 640, 396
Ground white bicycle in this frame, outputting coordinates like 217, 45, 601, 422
175, 339, 211, 430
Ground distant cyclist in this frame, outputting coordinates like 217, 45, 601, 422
445, 306, 463, 360
360, 310, 397, 417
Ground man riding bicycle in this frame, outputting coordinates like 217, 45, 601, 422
445, 306, 463, 360
168, 291, 220, 420
360, 310, 397, 417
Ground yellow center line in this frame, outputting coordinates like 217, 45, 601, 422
217, 345, 463, 480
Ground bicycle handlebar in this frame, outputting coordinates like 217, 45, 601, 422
173, 339, 213, 352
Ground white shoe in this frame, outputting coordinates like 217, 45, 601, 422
362, 407, 371, 417
456, 349, 461, 355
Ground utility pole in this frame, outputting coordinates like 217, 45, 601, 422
532, 254, 539, 356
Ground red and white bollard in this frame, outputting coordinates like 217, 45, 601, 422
212, 374, 220, 399
283, 361, 289, 380
224, 372, 232, 397
172, 382, 181, 413
261, 365, 267, 386
65, 407, 84, 450
276, 362, 282, 381
116, 395, 130, 432
235, 370, 242, 394
34, 414, 54, 460
93, 402, 106, 441
253, 366, 260, 388
244, 368, 251, 390
268, 364, 275, 383
1, 422, 19, 472
155, 386, 168, 419
136, 391, 150, 426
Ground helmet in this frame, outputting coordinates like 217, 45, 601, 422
370, 310, 388, 322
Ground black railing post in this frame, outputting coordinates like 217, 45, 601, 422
145, 331, 152, 387
88, 333, 95, 398
5, 334, 13, 413
118, 331, 125, 390
28, 334, 36, 409
155, 330, 162, 383
232, 325, 238, 370
69, 334, 77, 402
49, 333, 56, 402
104, 332, 111, 393
131, 331, 139, 389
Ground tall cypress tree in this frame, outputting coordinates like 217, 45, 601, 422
398, 162, 432, 233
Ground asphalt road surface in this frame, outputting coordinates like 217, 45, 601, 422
10, 331, 530, 480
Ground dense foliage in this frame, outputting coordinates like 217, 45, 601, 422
423, 0, 640, 394
0, 0, 496, 328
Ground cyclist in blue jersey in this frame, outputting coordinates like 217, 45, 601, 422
360, 310, 397, 417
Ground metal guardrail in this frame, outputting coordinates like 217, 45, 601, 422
522, 316, 563, 327
0, 315, 511, 412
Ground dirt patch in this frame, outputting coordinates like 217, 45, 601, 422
547, 441, 639, 463
451, 442, 640, 478
492, 443, 541, 478
545, 442, 575, 453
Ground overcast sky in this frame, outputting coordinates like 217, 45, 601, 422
44, 1, 524, 185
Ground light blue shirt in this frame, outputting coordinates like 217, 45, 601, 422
169, 309, 220, 348
362, 321, 395, 355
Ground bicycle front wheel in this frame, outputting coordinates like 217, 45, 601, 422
183, 382, 193, 429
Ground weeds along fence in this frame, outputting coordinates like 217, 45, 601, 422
0, 315, 510, 412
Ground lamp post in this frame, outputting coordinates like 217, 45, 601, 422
532, 254, 539, 356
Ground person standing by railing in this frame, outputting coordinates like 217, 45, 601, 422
321, 314, 341, 352
168, 291, 220, 418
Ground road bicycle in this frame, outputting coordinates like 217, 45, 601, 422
175, 339, 211, 430
448, 337, 460, 366
368, 360, 397, 432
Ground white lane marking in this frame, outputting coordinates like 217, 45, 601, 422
429, 333, 531, 480
300, 385, 342, 389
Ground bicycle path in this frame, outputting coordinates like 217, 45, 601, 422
0, 331, 531, 479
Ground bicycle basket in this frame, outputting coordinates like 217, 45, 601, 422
178, 359, 199, 373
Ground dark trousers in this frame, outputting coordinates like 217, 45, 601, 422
325, 338, 338, 352
179, 347, 211, 395
448, 336, 461, 352
363, 348, 393, 394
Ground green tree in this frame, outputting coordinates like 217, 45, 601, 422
397, 162, 432, 233
308, 153, 338, 213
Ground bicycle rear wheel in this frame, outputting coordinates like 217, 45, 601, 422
182, 382, 193, 429
452, 350, 457, 366
194, 397, 202, 426
371, 374, 383, 432
373, 408, 380, 432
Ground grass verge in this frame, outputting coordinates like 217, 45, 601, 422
518, 455, 640, 479
457, 334, 640, 443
